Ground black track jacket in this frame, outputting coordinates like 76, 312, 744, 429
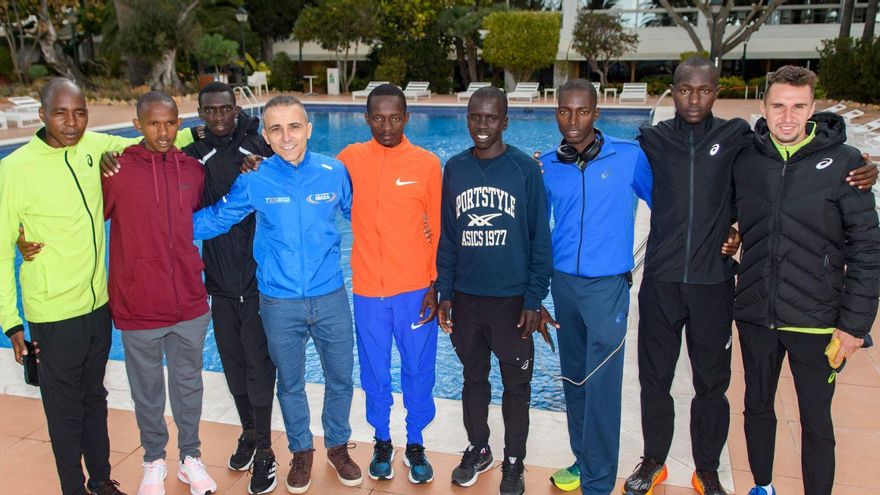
733, 113, 880, 337
637, 114, 752, 284
183, 113, 272, 300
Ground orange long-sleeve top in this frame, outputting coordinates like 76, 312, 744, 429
338, 136, 442, 297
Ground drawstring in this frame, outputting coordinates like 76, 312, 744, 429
173, 153, 183, 209
150, 154, 159, 204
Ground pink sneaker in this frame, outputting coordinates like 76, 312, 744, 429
177, 456, 218, 495
138, 459, 167, 495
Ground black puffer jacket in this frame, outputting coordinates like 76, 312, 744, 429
733, 112, 880, 337
183, 113, 272, 300
637, 114, 752, 284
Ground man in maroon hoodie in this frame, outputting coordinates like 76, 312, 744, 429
102, 92, 217, 495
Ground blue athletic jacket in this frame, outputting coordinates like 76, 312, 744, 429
539, 135, 653, 278
193, 150, 352, 299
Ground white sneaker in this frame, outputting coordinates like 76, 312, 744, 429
138, 459, 167, 495
177, 456, 218, 495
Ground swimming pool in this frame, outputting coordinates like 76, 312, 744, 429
0, 104, 651, 412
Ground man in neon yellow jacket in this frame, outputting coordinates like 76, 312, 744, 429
0, 78, 194, 495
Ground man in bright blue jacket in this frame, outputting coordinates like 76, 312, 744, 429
538, 79, 652, 495
193, 95, 363, 494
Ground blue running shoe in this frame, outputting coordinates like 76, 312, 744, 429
748, 486, 775, 495
368, 438, 394, 480
403, 443, 434, 484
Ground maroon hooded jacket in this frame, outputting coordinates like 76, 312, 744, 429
103, 143, 208, 330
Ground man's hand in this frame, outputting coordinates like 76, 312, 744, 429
846, 153, 878, 190
194, 125, 206, 140
517, 308, 542, 339
241, 154, 264, 173
100, 151, 121, 177
437, 300, 453, 334
17, 227, 42, 261
10, 332, 28, 365
422, 215, 432, 243
721, 226, 741, 257
537, 305, 560, 349
832, 329, 865, 366
417, 287, 438, 324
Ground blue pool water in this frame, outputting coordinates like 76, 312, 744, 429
0, 105, 650, 412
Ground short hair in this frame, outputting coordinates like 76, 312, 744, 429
135, 91, 178, 120
198, 81, 235, 107
558, 78, 598, 107
673, 57, 719, 87
40, 77, 83, 108
263, 94, 309, 121
469, 86, 507, 117
766, 65, 817, 98
366, 84, 407, 113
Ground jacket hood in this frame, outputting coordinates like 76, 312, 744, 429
753, 111, 848, 161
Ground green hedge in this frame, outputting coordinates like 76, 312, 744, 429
818, 37, 880, 104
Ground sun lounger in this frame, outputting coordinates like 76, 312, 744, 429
507, 82, 541, 103
618, 83, 648, 104
0, 111, 7, 131
403, 81, 432, 101
456, 82, 492, 102
7, 96, 40, 109
839, 109, 864, 122
850, 117, 880, 134
820, 103, 847, 114
351, 81, 390, 101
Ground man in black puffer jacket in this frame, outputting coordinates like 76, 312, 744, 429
733, 66, 880, 495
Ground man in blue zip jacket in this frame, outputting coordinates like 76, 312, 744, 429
192, 95, 363, 494
538, 79, 652, 495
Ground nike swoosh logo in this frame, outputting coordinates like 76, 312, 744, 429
396, 178, 417, 186
411, 322, 424, 330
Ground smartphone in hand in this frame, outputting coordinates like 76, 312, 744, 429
23, 340, 39, 386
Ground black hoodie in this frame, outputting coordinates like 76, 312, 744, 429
733, 112, 880, 337
183, 112, 273, 299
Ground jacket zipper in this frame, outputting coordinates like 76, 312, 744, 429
294, 166, 306, 297
63, 151, 98, 312
767, 159, 789, 328
683, 129, 695, 283
575, 162, 586, 276
163, 156, 182, 320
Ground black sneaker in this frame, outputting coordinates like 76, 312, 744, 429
368, 438, 395, 480
499, 458, 525, 495
403, 443, 433, 484
229, 429, 257, 471
691, 469, 729, 495
623, 457, 668, 495
451, 444, 493, 487
248, 448, 277, 495
87, 479, 126, 495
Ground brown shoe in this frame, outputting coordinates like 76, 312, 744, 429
327, 443, 363, 487
286, 449, 314, 494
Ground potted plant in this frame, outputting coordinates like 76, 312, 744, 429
193, 33, 239, 88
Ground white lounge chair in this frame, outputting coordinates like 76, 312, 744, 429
403, 81, 432, 101
820, 103, 847, 114
456, 82, 492, 102
8, 96, 40, 109
850, 118, 880, 134
247, 71, 268, 97
351, 81, 390, 101
507, 82, 540, 103
618, 83, 648, 104
592, 82, 601, 94
840, 109, 865, 122
0, 111, 7, 131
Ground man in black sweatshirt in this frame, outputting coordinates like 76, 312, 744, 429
733, 66, 879, 495
435, 86, 553, 495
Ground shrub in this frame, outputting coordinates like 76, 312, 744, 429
28, 64, 50, 81
0, 46, 14, 80
269, 52, 297, 91
717, 76, 746, 98
680, 50, 709, 61
374, 55, 407, 86
84, 77, 151, 102
644, 75, 673, 96
818, 37, 880, 104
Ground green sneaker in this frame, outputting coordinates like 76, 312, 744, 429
550, 463, 580, 491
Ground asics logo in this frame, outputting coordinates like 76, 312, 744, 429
520, 359, 530, 370
467, 212, 502, 227
396, 178, 417, 186
816, 158, 834, 169
725, 336, 732, 350
601, 169, 611, 179
710, 144, 720, 156
410, 322, 424, 330
306, 192, 337, 204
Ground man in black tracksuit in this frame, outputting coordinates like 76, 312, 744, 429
436, 87, 553, 495
183, 84, 277, 494
733, 66, 879, 495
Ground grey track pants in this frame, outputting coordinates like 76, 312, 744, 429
121, 311, 211, 462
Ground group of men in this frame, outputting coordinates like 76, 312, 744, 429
1, 57, 877, 495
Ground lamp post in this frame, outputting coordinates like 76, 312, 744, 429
235, 7, 249, 77
710, 0, 723, 67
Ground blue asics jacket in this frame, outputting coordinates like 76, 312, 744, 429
539, 135, 653, 278
193, 150, 352, 298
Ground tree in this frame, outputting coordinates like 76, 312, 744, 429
438, 2, 506, 88
115, 0, 199, 92
192, 33, 238, 74
0, 0, 40, 83
656, 0, 784, 61
571, 11, 637, 86
839, 0, 855, 39
294, 0, 380, 93
864, 0, 878, 42
244, 0, 307, 62
481, 10, 560, 84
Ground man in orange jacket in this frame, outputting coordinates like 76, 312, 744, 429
337, 84, 442, 485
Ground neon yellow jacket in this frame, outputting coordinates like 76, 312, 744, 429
0, 128, 194, 334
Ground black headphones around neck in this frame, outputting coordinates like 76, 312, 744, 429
556, 129, 604, 171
